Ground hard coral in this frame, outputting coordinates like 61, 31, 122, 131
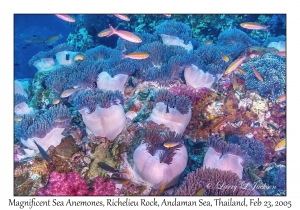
176, 168, 256, 196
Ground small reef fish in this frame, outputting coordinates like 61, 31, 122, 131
14, 116, 22, 122
98, 25, 120, 37
55, 14, 75, 22
74, 53, 84, 61
33, 140, 51, 162
251, 65, 264, 81
55, 116, 71, 123
25, 37, 45, 43
114, 14, 130, 21
160, 182, 167, 194
224, 55, 247, 75
236, 67, 247, 75
196, 188, 206, 196
275, 139, 286, 152
212, 117, 228, 132
232, 73, 238, 90
45, 35, 62, 45
110, 173, 131, 184
121, 52, 149, 60
221, 54, 229, 62
203, 40, 212, 45
108, 24, 142, 43
274, 51, 286, 57
60, 88, 79, 98
276, 94, 286, 103
98, 28, 112, 37
163, 141, 181, 149
52, 98, 60, 105
126, 111, 137, 120
240, 22, 269, 30
98, 162, 119, 173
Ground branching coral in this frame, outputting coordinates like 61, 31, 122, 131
176, 168, 256, 196
203, 136, 250, 178
228, 134, 266, 167
240, 53, 286, 101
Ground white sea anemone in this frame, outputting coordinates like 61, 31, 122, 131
184, 64, 215, 89
97, 71, 128, 92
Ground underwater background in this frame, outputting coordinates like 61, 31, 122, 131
13, 14, 286, 196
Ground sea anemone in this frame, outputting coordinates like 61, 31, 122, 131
184, 64, 216, 89
14, 93, 27, 107
228, 134, 266, 167
203, 136, 249, 179
133, 128, 187, 189
96, 71, 128, 92
73, 89, 125, 140
18, 104, 71, 152
176, 168, 256, 196
14, 93, 34, 116
217, 29, 259, 59
147, 89, 192, 134
155, 20, 192, 44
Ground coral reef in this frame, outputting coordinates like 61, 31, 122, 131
17, 104, 71, 151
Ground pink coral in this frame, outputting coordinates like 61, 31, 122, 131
36, 171, 116, 196
88, 177, 116, 196
36, 171, 89, 196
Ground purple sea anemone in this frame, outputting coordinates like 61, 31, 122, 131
133, 128, 187, 189
203, 136, 250, 179
73, 89, 125, 140
176, 168, 256, 196
17, 104, 71, 152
